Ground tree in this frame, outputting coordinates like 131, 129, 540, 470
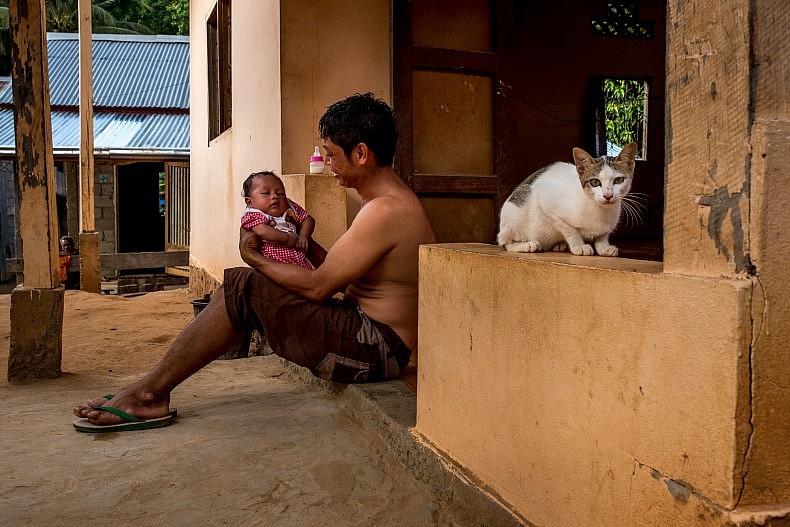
602, 79, 646, 157
0, 0, 189, 76
45, 0, 154, 34
115, 0, 189, 36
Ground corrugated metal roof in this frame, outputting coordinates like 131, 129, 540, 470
0, 33, 189, 109
0, 109, 189, 155
0, 34, 189, 156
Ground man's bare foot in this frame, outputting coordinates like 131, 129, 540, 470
73, 383, 171, 425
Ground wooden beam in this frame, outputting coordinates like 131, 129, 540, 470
99, 251, 190, 271
9, 0, 59, 288
78, 0, 94, 231
78, 0, 101, 293
411, 174, 499, 194
7, 251, 190, 275
7, 0, 64, 381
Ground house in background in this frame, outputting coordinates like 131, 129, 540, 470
0, 33, 190, 281
187, 1, 790, 525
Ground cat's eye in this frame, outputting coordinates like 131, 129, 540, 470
589, 179, 601, 187
614, 177, 625, 184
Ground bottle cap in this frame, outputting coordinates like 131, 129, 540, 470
310, 146, 323, 162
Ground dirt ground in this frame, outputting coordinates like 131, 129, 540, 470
0, 287, 456, 526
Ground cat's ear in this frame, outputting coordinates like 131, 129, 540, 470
616, 142, 638, 172
572, 147, 595, 176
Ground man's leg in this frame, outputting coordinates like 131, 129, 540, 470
73, 286, 242, 425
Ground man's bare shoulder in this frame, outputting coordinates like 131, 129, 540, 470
354, 188, 434, 242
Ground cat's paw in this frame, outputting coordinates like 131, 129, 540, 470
551, 242, 569, 252
505, 241, 542, 253
570, 244, 594, 256
596, 244, 619, 257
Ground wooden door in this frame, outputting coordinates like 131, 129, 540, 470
393, 0, 510, 243
165, 161, 190, 250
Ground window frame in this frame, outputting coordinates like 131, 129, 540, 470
207, 0, 232, 142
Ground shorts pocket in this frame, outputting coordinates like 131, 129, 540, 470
314, 353, 373, 383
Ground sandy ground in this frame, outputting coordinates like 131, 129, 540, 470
0, 288, 456, 526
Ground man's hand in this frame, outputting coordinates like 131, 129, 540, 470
239, 228, 261, 265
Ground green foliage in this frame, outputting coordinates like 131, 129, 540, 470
114, 0, 189, 36
602, 79, 645, 156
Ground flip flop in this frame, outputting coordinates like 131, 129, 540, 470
73, 394, 177, 433
90, 394, 177, 417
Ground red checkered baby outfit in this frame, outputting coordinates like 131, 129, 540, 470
240, 200, 314, 269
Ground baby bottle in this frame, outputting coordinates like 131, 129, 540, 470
309, 146, 325, 174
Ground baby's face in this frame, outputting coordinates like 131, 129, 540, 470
246, 175, 288, 216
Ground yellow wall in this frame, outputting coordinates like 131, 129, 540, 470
279, 0, 391, 175
189, 0, 283, 280
189, 0, 390, 282
418, 245, 756, 525
415, 1, 790, 524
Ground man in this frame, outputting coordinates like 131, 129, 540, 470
73, 93, 436, 431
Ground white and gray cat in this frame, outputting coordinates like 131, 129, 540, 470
498, 142, 638, 257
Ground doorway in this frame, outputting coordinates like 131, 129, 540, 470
117, 161, 166, 255
393, 0, 666, 260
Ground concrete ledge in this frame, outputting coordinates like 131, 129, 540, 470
418, 243, 754, 525
278, 357, 527, 526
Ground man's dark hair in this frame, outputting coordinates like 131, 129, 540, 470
318, 92, 397, 166
242, 170, 279, 197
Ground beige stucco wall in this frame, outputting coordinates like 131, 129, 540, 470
418, 245, 757, 525
189, 0, 390, 282
663, 0, 790, 508
279, 0, 391, 175
743, 120, 790, 505
415, 1, 790, 524
189, 0, 282, 281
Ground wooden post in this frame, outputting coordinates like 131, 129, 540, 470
7, 0, 64, 381
8, 1, 59, 289
78, 0, 101, 293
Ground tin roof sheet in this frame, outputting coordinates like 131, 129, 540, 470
0, 33, 189, 109
0, 110, 189, 155
0, 34, 189, 156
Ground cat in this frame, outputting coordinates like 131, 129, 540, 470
497, 142, 638, 257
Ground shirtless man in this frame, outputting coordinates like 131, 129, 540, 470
73, 93, 436, 431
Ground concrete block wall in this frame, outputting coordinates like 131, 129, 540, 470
94, 163, 116, 255
0, 160, 15, 281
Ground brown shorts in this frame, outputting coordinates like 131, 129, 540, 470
223, 267, 411, 383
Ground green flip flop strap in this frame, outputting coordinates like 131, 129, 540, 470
94, 405, 142, 423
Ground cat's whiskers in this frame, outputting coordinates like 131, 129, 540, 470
619, 195, 647, 227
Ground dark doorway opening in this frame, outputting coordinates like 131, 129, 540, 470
393, 0, 665, 261
117, 162, 165, 272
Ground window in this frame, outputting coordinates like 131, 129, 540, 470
207, 0, 231, 141
594, 78, 649, 160
165, 162, 190, 250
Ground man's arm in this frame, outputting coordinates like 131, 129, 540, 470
239, 198, 397, 303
